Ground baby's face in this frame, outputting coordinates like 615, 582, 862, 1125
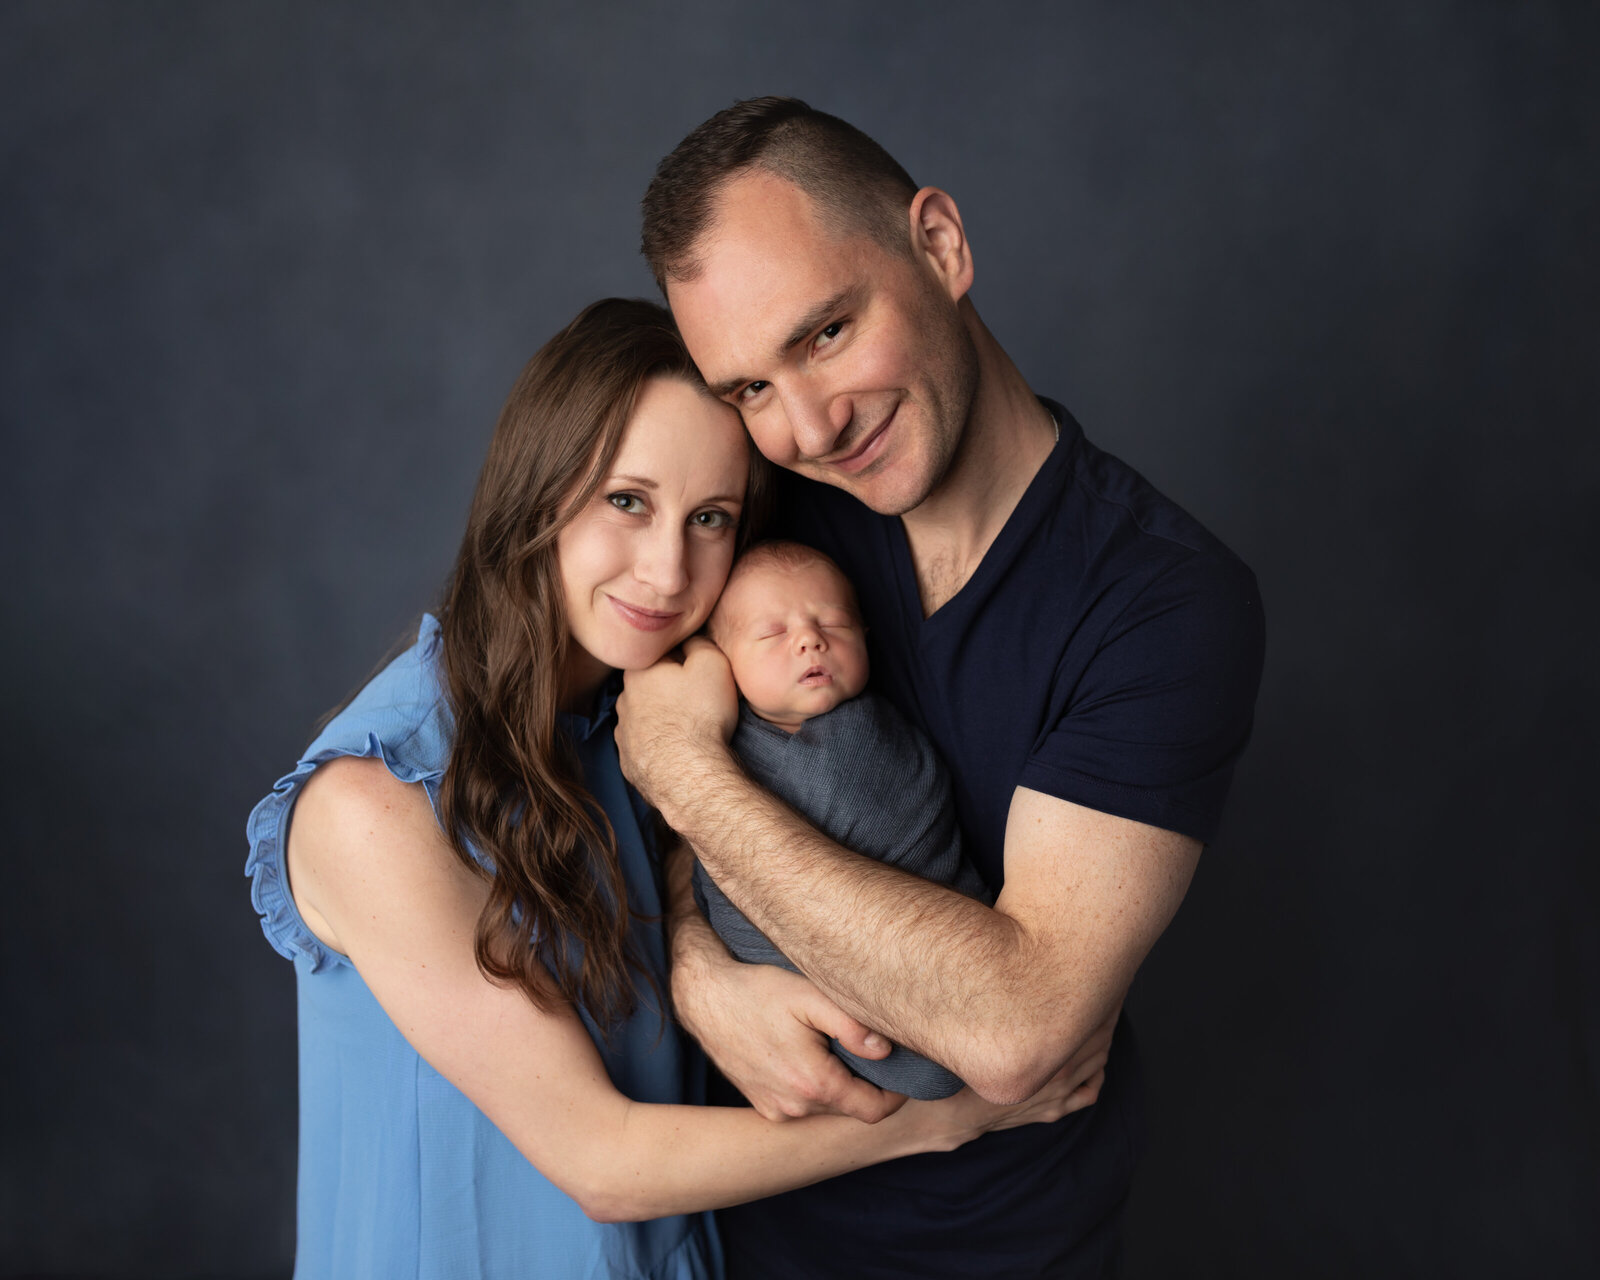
713, 560, 870, 731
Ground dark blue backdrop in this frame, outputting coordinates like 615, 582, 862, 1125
3, 2, 1595, 1276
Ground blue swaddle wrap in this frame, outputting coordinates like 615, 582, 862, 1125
693, 692, 991, 1100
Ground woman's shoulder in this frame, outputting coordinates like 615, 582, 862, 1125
245, 614, 456, 969
304, 613, 455, 781
284, 751, 466, 957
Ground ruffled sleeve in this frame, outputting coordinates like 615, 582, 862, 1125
245, 737, 448, 973
244, 615, 453, 973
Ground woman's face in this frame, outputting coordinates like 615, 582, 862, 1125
557, 376, 749, 696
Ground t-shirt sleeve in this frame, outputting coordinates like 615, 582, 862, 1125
1017, 552, 1265, 842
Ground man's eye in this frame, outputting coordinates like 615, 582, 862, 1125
815, 321, 845, 348
738, 381, 769, 402
608, 493, 644, 514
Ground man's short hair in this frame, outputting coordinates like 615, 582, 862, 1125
641, 96, 919, 293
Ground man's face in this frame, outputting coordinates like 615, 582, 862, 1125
667, 171, 978, 517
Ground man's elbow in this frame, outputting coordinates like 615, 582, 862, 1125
963, 1047, 1063, 1106
962, 1020, 1100, 1106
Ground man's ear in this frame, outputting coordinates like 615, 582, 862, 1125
908, 187, 974, 302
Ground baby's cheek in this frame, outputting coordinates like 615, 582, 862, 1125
729, 650, 783, 707
845, 648, 872, 697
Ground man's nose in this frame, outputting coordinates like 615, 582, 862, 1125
784, 386, 852, 461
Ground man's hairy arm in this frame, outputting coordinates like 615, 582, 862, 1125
619, 641, 1200, 1105
660, 840, 905, 1124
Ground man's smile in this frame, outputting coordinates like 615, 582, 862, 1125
822, 403, 897, 475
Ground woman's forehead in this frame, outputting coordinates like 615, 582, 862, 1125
610, 376, 748, 492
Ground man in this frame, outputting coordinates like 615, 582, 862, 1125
616, 98, 1264, 1278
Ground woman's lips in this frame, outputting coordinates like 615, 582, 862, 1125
607, 595, 681, 632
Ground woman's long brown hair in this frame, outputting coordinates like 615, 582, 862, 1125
436, 297, 768, 1030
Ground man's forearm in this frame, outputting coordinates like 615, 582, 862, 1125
661, 839, 736, 1013
659, 749, 1085, 1102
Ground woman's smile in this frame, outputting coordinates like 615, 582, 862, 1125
606, 595, 683, 632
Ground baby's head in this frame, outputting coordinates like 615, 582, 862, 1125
707, 542, 870, 732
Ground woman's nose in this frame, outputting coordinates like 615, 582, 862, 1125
634, 529, 688, 597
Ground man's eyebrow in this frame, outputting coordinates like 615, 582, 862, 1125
706, 285, 864, 400
778, 286, 861, 354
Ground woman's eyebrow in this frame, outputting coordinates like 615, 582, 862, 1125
607, 475, 742, 506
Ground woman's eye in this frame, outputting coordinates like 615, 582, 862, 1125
691, 508, 734, 530
608, 493, 643, 514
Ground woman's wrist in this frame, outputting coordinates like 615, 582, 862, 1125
880, 1095, 974, 1158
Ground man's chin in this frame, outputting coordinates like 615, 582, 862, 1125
803, 461, 934, 517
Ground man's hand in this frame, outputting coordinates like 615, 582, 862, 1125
660, 837, 903, 1124
617, 636, 740, 813
676, 942, 906, 1124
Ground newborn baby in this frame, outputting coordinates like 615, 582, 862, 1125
695, 541, 992, 1100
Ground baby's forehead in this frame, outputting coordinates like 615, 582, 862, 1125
717, 557, 854, 622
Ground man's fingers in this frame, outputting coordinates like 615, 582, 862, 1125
1063, 1068, 1106, 1115
799, 994, 892, 1060
749, 1096, 795, 1123
828, 1077, 908, 1124
742, 1055, 904, 1124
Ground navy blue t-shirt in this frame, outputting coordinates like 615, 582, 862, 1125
712, 401, 1265, 1279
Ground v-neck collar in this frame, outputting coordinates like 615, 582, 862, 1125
888, 398, 1081, 633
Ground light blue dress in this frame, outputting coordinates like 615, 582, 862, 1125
246, 615, 722, 1279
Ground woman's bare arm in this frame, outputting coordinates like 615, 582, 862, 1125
285, 756, 1095, 1223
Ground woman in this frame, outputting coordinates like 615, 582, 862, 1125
246, 299, 1088, 1278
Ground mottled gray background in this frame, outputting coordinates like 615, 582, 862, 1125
3, 1, 1595, 1276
